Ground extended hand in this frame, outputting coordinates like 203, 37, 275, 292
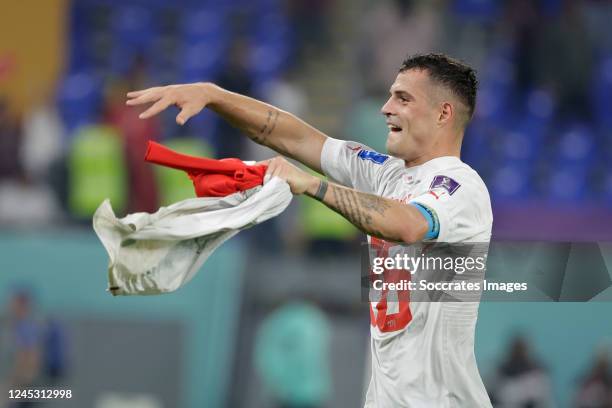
126, 83, 215, 125
263, 156, 319, 195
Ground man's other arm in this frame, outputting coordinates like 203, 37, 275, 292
265, 157, 430, 244
127, 83, 327, 173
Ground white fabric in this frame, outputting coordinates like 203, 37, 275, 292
322, 138, 493, 408
93, 176, 292, 296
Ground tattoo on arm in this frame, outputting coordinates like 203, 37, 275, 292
254, 109, 279, 144
357, 194, 392, 216
327, 185, 390, 238
267, 110, 279, 135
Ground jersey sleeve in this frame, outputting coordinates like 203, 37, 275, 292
320, 137, 398, 194
409, 172, 492, 243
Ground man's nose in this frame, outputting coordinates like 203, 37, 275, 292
381, 98, 394, 116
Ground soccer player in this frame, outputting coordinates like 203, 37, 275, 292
127, 53, 493, 407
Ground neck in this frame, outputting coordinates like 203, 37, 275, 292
404, 131, 463, 168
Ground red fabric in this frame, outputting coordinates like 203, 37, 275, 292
144, 141, 267, 197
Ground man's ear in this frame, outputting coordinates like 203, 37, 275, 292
438, 101, 453, 127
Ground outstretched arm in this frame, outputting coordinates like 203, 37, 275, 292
126, 83, 327, 173
265, 157, 429, 243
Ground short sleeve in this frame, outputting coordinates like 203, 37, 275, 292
409, 173, 492, 243
320, 138, 399, 194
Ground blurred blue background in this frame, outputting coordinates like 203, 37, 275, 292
1, 0, 611, 407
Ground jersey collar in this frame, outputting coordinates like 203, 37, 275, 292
405, 156, 463, 172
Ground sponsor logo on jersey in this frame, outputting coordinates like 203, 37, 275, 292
429, 175, 460, 195
357, 149, 390, 165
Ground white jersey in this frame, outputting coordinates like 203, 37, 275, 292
93, 176, 292, 295
321, 138, 493, 408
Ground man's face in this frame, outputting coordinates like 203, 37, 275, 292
381, 69, 441, 162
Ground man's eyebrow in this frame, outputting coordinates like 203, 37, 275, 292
390, 89, 414, 99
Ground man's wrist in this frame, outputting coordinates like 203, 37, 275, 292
199, 82, 221, 106
306, 178, 329, 201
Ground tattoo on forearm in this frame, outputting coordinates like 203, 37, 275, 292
254, 111, 271, 143
327, 185, 390, 237
267, 110, 279, 135
333, 187, 362, 226
357, 194, 392, 216
255, 109, 279, 144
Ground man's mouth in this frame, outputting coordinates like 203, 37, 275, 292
387, 124, 403, 133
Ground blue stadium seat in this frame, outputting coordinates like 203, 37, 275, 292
489, 161, 533, 200
56, 72, 103, 135
602, 171, 612, 202
249, 12, 292, 85
66, 3, 109, 73
182, 7, 226, 43
451, 0, 501, 22
547, 163, 588, 202
180, 41, 226, 82
592, 55, 612, 131
556, 123, 596, 165
109, 5, 156, 75
475, 49, 516, 126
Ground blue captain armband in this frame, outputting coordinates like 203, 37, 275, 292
409, 202, 439, 240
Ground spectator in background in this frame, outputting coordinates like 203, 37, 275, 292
248, 69, 310, 253
215, 37, 253, 159
360, 0, 443, 92
344, 81, 388, 154
0, 100, 59, 226
21, 101, 63, 182
441, 0, 501, 73
254, 301, 331, 408
532, 0, 595, 122
573, 349, 612, 408
583, 0, 612, 54
489, 335, 555, 407
41, 318, 69, 387
500, 0, 545, 96
104, 55, 159, 214
0, 290, 42, 408
0, 99, 23, 180
286, 0, 334, 59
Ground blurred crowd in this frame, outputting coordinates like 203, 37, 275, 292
1, 0, 611, 241
2, 1, 612, 404
0, 0, 358, 255
1, 285, 611, 407
487, 335, 612, 408
355, 0, 612, 203
0, 289, 68, 408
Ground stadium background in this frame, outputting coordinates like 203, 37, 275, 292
1, 0, 611, 407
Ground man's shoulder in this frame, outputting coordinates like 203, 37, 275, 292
426, 159, 488, 194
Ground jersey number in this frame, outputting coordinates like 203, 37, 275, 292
369, 237, 412, 332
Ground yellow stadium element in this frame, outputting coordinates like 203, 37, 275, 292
299, 173, 357, 241
68, 125, 127, 218
0, 0, 68, 115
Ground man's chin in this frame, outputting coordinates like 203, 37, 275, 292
386, 135, 400, 156
386, 138, 413, 161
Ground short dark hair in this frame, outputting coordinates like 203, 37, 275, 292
399, 53, 478, 121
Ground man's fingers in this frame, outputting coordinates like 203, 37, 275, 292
126, 91, 164, 106
268, 157, 287, 177
126, 87, 161, 98
264, 158, 280, 176
139, 97, 174, 119
175, 105, 199, 125
126, 90, 147, 98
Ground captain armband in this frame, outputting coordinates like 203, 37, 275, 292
409, 202, 440, 240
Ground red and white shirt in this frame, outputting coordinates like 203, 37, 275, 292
321, 137, 493, 408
